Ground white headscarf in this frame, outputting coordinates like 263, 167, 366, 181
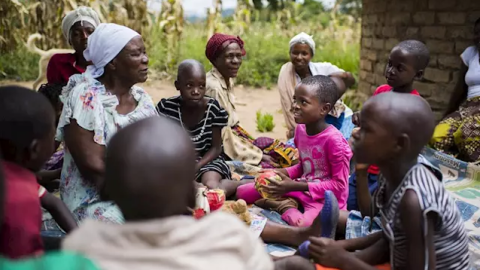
62, 6, 101, 43
289, 32, 315, 56
84, 23, 140, 78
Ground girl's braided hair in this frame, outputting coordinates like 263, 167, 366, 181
37, 83, 65, 109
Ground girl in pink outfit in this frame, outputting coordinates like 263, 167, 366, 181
237, 75, 352, 227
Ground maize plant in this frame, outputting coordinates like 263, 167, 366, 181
154, 0, 184, 70
231, 0, 253, 35
206, 0, 224, 39
0, 0, 28, 52
0, 0, 149, 52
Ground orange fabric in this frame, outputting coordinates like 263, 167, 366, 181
315, 263, 390, 270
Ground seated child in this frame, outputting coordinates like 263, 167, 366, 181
0, 151, 98, 270
237, 75, 352, 227
0, 86, 77, 259
157, 59, 249, 197
348, 40, 430, 211
304, 93, 470, 270
37, 83, 65, 189
62, 116, 274, 270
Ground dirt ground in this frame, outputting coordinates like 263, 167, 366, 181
0, 80, 288, 140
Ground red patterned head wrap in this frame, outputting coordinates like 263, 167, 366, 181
205, 33, 246, 64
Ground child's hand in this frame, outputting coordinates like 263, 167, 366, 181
262, 154, 280, 167
262, 171, 297, 196
286, 129, 295, 139
348, 127, 360, 150
355, 163, 369, 171
308, 237, 350, 268
352, 112, 360, 126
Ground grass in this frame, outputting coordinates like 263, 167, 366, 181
256, 110, 275, 132
1, 20, 360, 88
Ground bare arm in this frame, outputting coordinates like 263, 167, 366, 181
36, 169, 61, 185
444, 64, 468, 117
356, 167, 374, 218
399, 190, 437, 270
308, 235, 388, 270
63, 119, 105, 190
338, 231, 383, 252
41, 192, 77, 233
330, 72, 356, 96
196, 127, 222, 171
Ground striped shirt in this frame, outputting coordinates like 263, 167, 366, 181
375, 164, 470, 270
156, 96, 229, 157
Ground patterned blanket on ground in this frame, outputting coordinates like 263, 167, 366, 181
421, 147, 480, 269
248, 206, 297, 257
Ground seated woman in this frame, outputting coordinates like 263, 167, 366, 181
56, 23, 157, 223
430, 17, 480, 162
278, 32, 356, 139
47, 6, 100, 85
157, 60, 249, 197
205, 33, 297, 169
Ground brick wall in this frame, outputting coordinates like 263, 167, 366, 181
359, 0, 480, 119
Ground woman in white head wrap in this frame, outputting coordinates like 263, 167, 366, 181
277, 32, 356, 139
55, 23, 158, 224
47, 6, 101, 85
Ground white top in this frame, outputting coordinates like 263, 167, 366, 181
294, 62, 353, 117
294, 61, 344, 83
461, 46, 480, 99
63, 212, 274, 270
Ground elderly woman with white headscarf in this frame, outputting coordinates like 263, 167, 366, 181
47, 6, 101, 85
278, 32, 356, 139
56, 23, 157, 223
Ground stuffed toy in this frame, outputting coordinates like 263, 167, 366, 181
193, 187, 251, 225
221, 199, 251, 225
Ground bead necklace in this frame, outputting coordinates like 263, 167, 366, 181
178, 102, 212, 142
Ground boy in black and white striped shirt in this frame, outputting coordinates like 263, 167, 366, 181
307, 93, 470, 270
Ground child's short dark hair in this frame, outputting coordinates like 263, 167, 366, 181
300, 75, 339, 105
38, 83, 64, 109
475, 17, 480, 26
394, 40, 430, 70
0, 86, 54, 148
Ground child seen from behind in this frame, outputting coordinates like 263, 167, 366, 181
0, 86, 76, 259
62, 117, 274, 270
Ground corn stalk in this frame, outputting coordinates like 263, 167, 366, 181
0, 0, 150, 53
231, 0, 253, 35
206, 0, 223, 39
155, 0, 183, 70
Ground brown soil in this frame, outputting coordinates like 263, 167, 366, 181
0, 80, 288, 140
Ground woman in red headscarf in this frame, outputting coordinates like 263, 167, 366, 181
205, 33, 297, 169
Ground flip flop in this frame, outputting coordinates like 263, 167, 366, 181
298, 190, 339, 258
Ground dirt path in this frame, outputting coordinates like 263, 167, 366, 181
0, 80, 288, 140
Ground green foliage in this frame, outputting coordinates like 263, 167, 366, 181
148, 20, 359, 88
0, 46, 39, 80
1, 14, 360, 89
256, 110, 275, 132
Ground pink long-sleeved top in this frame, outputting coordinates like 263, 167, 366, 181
285, 124, 352, 209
